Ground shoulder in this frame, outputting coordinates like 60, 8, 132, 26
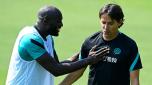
88, 31, 101, 40
81, 31, 101, 50
119, 33, 137, 47
19, 26, 43, 45
84, 31, 101, 44
19, 33, 44, 48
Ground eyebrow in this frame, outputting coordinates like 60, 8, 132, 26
102, 20, 113, 23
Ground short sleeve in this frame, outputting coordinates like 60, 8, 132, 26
79, 40, 90, 60
129, 41, 142, 71
18, 34, 46, 61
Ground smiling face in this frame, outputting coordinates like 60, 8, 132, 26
100, 13, 122, 41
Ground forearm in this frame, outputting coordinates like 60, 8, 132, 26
59, 68, 86, 85
131, 77, 139, 85
51, 59, 90, 76
130, 70, 140, 85
60, 60, 73, 63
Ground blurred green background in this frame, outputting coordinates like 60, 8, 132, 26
0, 0, 152, 85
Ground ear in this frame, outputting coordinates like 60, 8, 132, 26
118, 19, 124, 28
42, 18, 48, 24
39, 15, 50, 24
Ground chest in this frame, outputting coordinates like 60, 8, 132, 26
88, 39, 131, 64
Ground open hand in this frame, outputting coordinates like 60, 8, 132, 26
88, 45, 110, 64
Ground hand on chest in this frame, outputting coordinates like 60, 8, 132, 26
89, 43, 129, 64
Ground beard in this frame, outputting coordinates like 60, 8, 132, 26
47, 26, 60, 36
50, 30, 59, 36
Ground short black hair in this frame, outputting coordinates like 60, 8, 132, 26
38, 5, 62, 22
99, 3, 124, 27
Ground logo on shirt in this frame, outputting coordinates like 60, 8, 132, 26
103, 56, 117, 63
113, 48, 121, 55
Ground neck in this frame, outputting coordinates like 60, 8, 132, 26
103, 32, 119, 41
35, 24, 48, 40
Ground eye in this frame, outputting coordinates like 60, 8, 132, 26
102, 21, 106, 24
109, 22, 114, 25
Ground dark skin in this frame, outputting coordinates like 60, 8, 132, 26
35, 6, 110, 77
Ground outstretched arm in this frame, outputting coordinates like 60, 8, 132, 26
130, 70, 140, 85
36, 46, 109, 77
36, 52, 89, 77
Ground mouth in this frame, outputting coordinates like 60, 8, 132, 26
103, 31, 110, 35
57, 28, 61, 32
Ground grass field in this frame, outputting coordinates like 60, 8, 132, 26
0, 0, 152, 85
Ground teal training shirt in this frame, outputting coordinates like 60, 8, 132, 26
18, 34, 46, 61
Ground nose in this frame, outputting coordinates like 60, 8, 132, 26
103, 24, 109, 31
58, 22, 63, 28
60, 22, 63, 27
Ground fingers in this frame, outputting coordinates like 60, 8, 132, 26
89, 45, 97, 52
96, 46, 110, 56
95, 46, 109, 54
96, 49, 109, 57
87, 46, 110, 64
88, 45, 97, 56
91, 46, 110, 61
88, 45, 110, 59
89, 45, 110, 56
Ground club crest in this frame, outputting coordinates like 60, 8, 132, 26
113, 48, 121, 55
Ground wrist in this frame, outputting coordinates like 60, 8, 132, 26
84, 57, 94, 65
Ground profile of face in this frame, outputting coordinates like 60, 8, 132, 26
46, 17, 63, 36
100, 13, 122, 40
38, 6, 63, 36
